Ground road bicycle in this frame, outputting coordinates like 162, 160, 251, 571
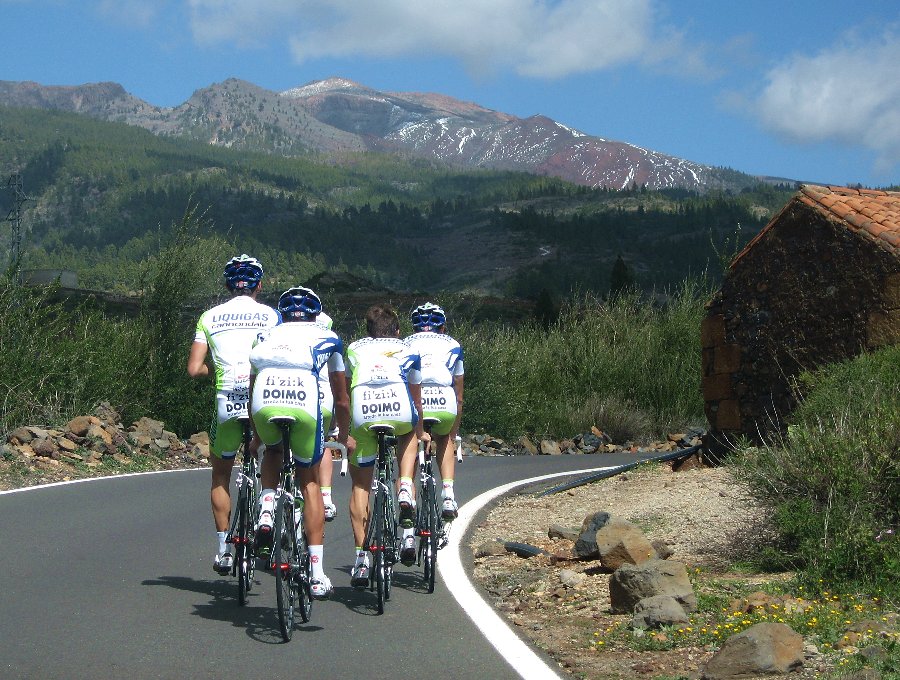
414, 418, 445, 593
269, 416, 312, 642
225, 416, 259, 606
362, 424, 399, 615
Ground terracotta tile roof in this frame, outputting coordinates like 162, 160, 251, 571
732, 184, 900, 267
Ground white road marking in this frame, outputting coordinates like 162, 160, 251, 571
439, 465, 616, 680
0, 467, 195, 495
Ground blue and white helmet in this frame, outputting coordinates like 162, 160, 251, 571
223, 254, 263, 291
278, 286, 322, 321
410, 302, 446, 331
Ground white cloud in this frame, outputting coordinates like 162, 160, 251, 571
186, 0, 711, 80
754, 28, 900, 174
95, 0, 161, 28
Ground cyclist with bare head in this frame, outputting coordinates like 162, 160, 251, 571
405, 302, 464, 520
187, 254, 279, 575
345, 304, 429, 585
249, 286, 353, 599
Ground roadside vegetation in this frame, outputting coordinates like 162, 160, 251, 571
2, 198, 897, 665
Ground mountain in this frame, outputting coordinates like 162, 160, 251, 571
0, 77, 758, 192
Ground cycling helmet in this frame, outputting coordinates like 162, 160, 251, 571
410, 302, 446, 331
223, 254, 263, 291
278, 286, 322, 321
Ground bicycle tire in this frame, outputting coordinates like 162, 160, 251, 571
236, 484, 251, 605
424, 477, 438, 593
274, 494, 295, 641
296, 510, 312, 624
371, 490, 386, 614
383, 489, 395, 602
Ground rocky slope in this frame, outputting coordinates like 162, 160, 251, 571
0, 77, 760, 192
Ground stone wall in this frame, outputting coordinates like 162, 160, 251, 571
703, 201, 900, 449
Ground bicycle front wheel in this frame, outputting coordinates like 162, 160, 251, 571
274, 495, 297, 641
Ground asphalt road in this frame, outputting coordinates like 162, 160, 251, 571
0, 452, 647, 679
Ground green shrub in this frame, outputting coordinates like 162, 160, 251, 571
456, 278, 709, 439
735, 344, 900, 598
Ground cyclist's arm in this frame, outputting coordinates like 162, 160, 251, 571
187, 340, 210, 377
329, 369, 355, 452
450, 374, 464, 439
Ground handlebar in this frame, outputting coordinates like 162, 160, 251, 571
456, 435, 463, 463
324, 441, 349, 476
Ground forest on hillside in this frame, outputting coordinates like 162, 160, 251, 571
1, 105, 797, 298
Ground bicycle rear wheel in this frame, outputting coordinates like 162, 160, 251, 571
371, 491, 386, 615
421, 477, 439, 593
295, 511, 312, 623
274, 494, 296, 641
236, 484, 252, 605
383, 490, 396, 602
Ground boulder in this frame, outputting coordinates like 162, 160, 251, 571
130, 417, 165, 439
540, 439, 561, 455
548, 524, 580, 541
609, 559, 697, 614
594, 518, 657, 570
66, 416, 93, 437
701, 622, 804, 679
573, 511, 611, 558
632, 595, 689, 629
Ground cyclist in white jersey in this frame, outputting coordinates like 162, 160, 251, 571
249, 287, 353, 599
405, 303, 465, 520
315, 309, 339, 521
345, 304, 428, 585
187, 255, 279, 574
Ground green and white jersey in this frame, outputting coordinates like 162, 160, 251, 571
345, 337, 421, 389
404, 331, 464, 387
194, 296, 280, 393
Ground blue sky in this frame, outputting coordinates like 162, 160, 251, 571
3, 0, 899, 188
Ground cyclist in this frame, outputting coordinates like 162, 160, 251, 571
248, 286, 353, 600
345, 304, 428, 585
405, 303, 465, 521
315, 308, 338, 522
187, 254, 279, 575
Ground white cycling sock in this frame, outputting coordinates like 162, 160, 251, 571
442, 480, 455, 500
216, 531, 228, 555
309, 544, 325, 579
321, 487, 332, 502
354, 549, 368, 567
403, 527, 415, 539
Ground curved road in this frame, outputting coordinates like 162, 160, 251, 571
0, 452, 647, 679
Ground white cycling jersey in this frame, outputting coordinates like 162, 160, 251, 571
194, 295, 280, 394
404, 331, 464, 387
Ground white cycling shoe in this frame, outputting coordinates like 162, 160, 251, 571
213, 551, 234, 575
310, 575, 333, 600
441, 497, 459, 521
323, 500, 337, 522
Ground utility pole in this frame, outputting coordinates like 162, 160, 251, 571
4, 173, 29, 280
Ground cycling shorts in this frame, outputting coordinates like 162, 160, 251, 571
350, 383, 417, 467
420, 385, 457, 436
209, 387, 251, 459
251, 371, 323, 467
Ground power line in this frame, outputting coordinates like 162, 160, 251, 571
4, 173, 30, 279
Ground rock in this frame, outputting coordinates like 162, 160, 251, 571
7, 427, 33, 444
57, 437, 79, 452
548, 524, 580, 541
31, 438, 58, 458
574, 511, 611, 558
609, 559, 697, 614
672, 452, 706, 472
130, 417, 164, 439
632, 595, 689, 629
66, 416, 93, 437
540, 439, 561, 455
189, 432, 209, 445
86, 424, 113, 446
474, 541, 507, 557
558, 569, 585, 588
651, 539, 674, 559
595, 518, 658, 570
701, 622, 804, 679
516, 436, 538, 455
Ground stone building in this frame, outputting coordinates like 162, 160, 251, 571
702, 184, 900, 453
